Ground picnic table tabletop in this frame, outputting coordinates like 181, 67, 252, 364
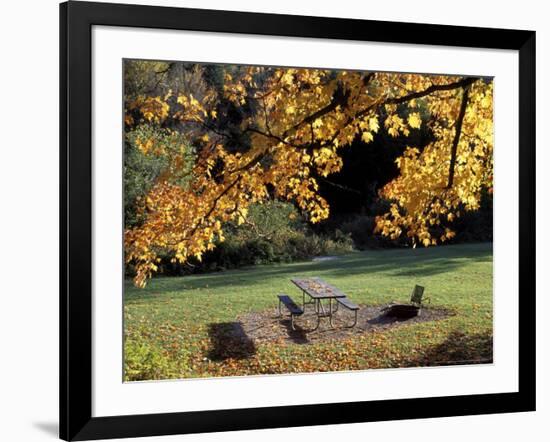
290, 277, 347, 299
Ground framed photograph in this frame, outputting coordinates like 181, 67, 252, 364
60, 1, 536, 440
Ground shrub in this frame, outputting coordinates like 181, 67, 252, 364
124, 338, 175, 381
286, 230, 354, 258
207, 237, 277, 270
148, 200, 355, 276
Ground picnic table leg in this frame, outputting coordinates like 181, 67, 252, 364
343, 309, 358, 328
318, 299, 326, 316
309, 314, 321, 331
307, 299, 321, 331
351, 309, 358, 327
310, 303, 321, 331
328, 298, 334, 328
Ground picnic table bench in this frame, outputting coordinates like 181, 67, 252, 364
336, 296, 359, 314
277, 294, 304, 330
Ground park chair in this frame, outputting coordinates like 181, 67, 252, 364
381, 284, 428, 318
410, 285, 428, 306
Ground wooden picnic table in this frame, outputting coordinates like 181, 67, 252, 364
290, 277, 349, 330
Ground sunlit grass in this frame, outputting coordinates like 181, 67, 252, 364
124, 242, 493, 380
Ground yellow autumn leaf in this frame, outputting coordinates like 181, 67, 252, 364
361, 132, 374, 143
408, 112, 422, 129
388, 127, 399, 137
369, 117, 379, 133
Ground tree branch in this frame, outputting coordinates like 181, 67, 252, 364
283, 86, 349, 138
198, 76, 480, 180
318, 177, 361, 195
317, 77, 479, 150
446, 85, 470, 189
386, 77, 477, 106
188, 175, 243, 238
283, 72, 375, 138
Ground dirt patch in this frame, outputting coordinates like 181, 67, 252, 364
234, 305, 453, 345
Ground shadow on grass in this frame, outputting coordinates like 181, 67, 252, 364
280, 317, 310, 344
207, 322, 256, 361
126, 243, 493, 300
404, 330, 493, 367
367, 313, 415, 326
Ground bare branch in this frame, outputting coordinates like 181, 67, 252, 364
446, 85, 471, 189
283, 72, 375, 138
386, 77, 477, 106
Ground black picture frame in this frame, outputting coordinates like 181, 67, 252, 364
60, 1, 536, 440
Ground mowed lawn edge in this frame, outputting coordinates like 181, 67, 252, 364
124, 242, 493, 381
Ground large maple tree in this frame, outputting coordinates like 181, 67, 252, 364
124, 63, 493, 287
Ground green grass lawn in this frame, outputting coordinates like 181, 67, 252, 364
124, 242, 493, 381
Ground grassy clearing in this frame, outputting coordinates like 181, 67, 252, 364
124, 242, 493, 381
